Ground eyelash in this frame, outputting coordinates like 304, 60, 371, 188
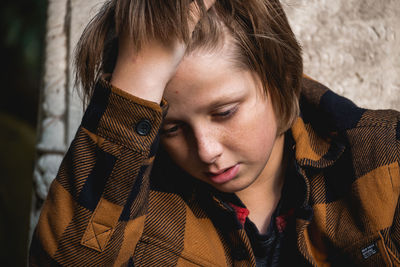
213, 106, 238, 119
161, 124, 181, 136
161, 106, 239, 137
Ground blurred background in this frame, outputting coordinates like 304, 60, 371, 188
0, 0, 46, 266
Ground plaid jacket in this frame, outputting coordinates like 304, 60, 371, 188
30, 77, 400, 266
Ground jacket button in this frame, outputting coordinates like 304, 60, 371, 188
135, 119, 152, 136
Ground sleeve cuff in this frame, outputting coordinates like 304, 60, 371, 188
81, 76, 168, 152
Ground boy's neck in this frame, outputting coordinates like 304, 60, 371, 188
235, 134, 287, 234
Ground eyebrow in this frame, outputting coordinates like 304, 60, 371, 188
207, 96, 242, 110
208, 86, 250, 109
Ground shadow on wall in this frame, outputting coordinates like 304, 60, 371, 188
0, 0, 46, 265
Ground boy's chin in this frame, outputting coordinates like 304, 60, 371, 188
207, 178, 253, 194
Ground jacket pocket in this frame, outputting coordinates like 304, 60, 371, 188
336, 234, 391, 266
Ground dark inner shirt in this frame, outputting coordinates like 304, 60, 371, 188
245, 201, 285, 266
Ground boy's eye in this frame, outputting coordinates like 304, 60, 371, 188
161, 124, 180, 136
215, 110, 231, 117
213, 106, 238, 118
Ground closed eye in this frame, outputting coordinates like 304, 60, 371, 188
212, 105, 238, 119
161, 123, 182, 137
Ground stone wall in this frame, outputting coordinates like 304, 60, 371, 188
30, 0, 400, 236
30, 0, 102, 238
283, 0, 400, 109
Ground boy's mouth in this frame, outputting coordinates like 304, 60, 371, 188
206, 164, 240, 184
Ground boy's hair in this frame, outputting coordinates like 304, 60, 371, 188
75, 0, 303, 133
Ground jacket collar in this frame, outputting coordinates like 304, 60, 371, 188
290, 77, 350, 169
290, 117, 346, 169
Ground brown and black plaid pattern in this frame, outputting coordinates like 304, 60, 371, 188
291, 78, 400, 266
30, 77, 400, 266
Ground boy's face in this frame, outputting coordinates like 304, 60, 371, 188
161, 49, 284, 194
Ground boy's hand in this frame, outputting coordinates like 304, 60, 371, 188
111, 0, 216, 103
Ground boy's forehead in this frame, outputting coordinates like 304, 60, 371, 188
167, 50, 266, 101
176, 46, 247, 89
165, 64, 265, 118
166, 59, 248, 101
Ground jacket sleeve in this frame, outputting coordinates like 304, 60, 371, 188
29, 78, 166, 266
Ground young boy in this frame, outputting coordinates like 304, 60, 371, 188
30, 0, 400, 266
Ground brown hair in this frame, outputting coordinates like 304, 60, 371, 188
75, 0, 303, 133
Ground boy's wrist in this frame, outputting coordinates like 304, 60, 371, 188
110, 39, 185, 104
110, 69, 167, 105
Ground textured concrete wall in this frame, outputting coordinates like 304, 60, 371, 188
30, 0, 101, 238
283, 0, 400, 110
30, 0, 400, 235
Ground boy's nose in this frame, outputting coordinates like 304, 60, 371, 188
194, 129, 223, 164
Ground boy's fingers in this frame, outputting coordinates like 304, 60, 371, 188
188, 0, 216, 33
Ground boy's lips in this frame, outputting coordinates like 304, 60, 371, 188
206, 164, 240, 184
